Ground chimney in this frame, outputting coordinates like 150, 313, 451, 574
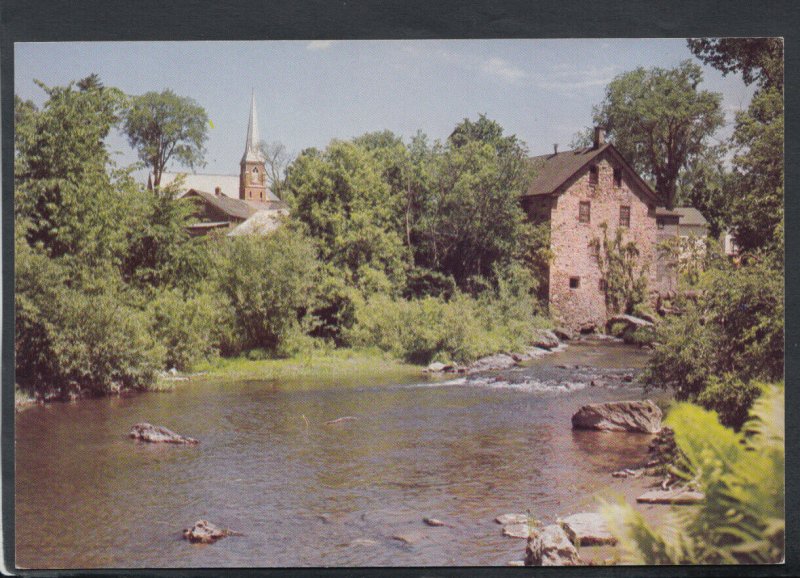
593, 126, 606, 149
215, 186, 222, 197
553, 143, 559, 155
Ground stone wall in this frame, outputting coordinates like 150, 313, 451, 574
547, 153, 659, 332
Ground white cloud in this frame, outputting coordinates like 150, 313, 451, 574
534, 64, 619, 91
306, 40, 335, 51
480, 58, 527, 82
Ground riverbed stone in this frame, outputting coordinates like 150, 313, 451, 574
423, 517, 446, 527
571, 400, 662, 433
532, 329, 560, 350
129, 422, 199, 444
558, 513, 617, 546
495, 513, 528, 525
502, 523, 530, 539
182, 520, 240, 544
526, 524, 581, 566
392, 530, 426, 545
466, 353, 517, 374
636, 488, 705, 505
553, 327, 575, 341
425, 362, 447, 373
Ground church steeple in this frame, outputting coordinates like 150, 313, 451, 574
239, 90, 268, 201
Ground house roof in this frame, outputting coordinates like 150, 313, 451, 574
673, 207, 709, 227
157, 171, 282, 203
523, 143, 659, 203
227, 208, 289, 236
183, 189, 286, 221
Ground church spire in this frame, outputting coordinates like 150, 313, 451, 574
241, 90, 263, 164
239, 90, 268, 201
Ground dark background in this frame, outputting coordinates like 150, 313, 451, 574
1, 1, 797, 576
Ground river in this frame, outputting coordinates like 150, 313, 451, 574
16, 341, 659, 568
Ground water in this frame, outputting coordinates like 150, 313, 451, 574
16, 342, 657, 568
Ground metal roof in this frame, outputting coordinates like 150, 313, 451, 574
182, 189, 284, 221
241, 90, 265, 164
673, 207, 709, 227
227, 208, 289, 236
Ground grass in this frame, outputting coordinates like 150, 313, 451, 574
190, 347, 423, 385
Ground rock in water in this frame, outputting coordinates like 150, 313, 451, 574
392, 531, 426, 545
495, 513, 528, 525
571, 400, 662, 433
129, 422, 199, 444
558, 513, 617, 546
553, 327, 574, 341
423, 517, 446, 527
502, 523, 530, 539
183, 520, 240, 544
532, 329, 560, 350
526, 524, 581, 566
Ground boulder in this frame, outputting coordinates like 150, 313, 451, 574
558, 513, 617, 546
183, 520, 241, 544
425, 362, 447, 373
465, 353, 517, 374
606, 314, 654, 334
502, 523, 530, 539
636, 488, 705, 505
129, 422, 199, 444
495, 513, 528, 525
532, 329, 560, 350
571, 400, 662, 434
553, 327, 575, 341
423, 517, 446, 527
526, 524, 582, 566
392, 531, 426, 545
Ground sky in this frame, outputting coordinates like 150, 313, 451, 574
14, 39, 755, 179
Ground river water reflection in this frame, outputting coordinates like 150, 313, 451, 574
16, 341, 656, 568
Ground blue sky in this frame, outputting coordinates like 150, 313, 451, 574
15, 39, 754, 178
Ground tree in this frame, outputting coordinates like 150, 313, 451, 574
687, 38, 783, 91
591, 61, 724, 209
258, 141, 293, 200
14, 77, 131, 267
123, 89, 209, 188
688, 38, 784, 256
675, 144, 732, 238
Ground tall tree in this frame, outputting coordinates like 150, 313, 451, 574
592, 61, 724, 209
122, 89, 209, 188
688, 38, 784, 256
257, 141, 293, 201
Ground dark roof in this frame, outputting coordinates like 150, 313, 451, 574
673, 207, 709, 227
523, 143, 659, 203
182, 189, 287, 220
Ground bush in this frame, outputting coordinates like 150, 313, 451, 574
696, 376, 764, 429
643, 258, 783, 423
15, 244, 165, 397
602, 385, 784, 565
348, 265, 546, 364
215, 226, 320, 353
146, 289, 223, 371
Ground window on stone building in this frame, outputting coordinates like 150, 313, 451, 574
579, 201, 591, 223
599, 279, 608, 291
620, 205, 631, 227
569, 277, 580, 289
657, 217, 665, 230
589, 165, 599, 185
613, 167, 622, 187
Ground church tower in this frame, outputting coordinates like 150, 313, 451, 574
239, 91, 268, 201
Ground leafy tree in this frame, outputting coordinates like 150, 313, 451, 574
688, 37, 783, 91
603, 385, 784, 564
123, 89, 209, 188
688, 38, 784, 256
591, 61, 724, 209
286, 140, 408, 291
14, 77, 130, 266
675, 144, 732, 238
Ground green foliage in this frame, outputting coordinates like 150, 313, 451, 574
146, 289, 222, 371
643, 259, 783, 426
592, 61, 724, 209
696, 376, 764, 430
656, 234, 716, 288
123, 89, 209, 188
688, 38, 783, 91
214, 226, 321, 353
603, 385, 784, 564
15, 240, 164, 397
591, 223, 649, 314
348, 265, 545, 364
622, 325, 656, 347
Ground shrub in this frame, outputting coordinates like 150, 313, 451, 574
15, 244, 165, 397
602, 385, 784, 565
696, 376, 764, 429
591, 223, 649, 315
146, 289, 223, 371
215, 226, 320, 353
643, 258, 783, 423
